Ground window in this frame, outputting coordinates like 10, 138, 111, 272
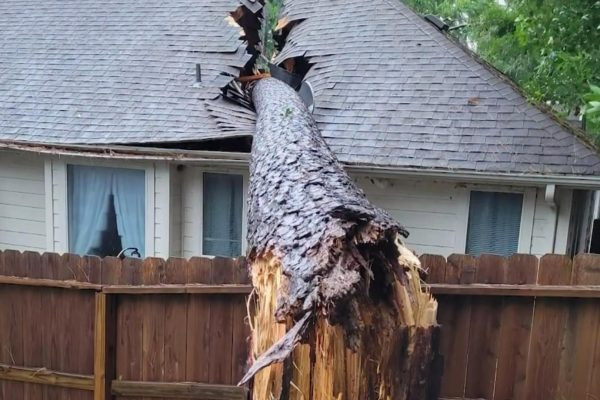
202, 172, 243, 257
466, 191, 523, 257
68, 165, 145, 258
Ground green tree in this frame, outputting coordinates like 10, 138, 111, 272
402, 0, 600, 143
585, 84, 600, 133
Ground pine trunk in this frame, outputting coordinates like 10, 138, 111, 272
241, 78, 441, 400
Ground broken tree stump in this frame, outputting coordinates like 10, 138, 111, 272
241, 78, 441, 400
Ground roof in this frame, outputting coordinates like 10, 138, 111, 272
0, 0, 599, 176
0, 0, 253, 143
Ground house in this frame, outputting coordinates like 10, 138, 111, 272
1, 0, 599, 261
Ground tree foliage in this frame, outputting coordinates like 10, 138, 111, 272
585, 85, 600, 134
402, 0, 600, 143
257, 0, 283, 71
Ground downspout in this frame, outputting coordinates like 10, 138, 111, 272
593, 190, 600, 221
587, 190, 600, 252
545, 184, 559, 253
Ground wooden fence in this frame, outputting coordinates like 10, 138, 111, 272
0, 250, 251, 400
423, 253, 600, 400
2, 250, 600, 400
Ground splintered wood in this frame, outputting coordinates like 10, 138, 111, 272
242, 78, 440, 399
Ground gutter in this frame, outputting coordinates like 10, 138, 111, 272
346, 164, 600, 189
2, 140, 600, 189
0, 141, 250, 167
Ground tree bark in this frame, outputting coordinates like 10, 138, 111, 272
241, 78, 440, 400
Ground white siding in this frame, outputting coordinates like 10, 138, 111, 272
356, 177, 567, 257
175, 170, 569, 258
51, 160, 68, 252
170, 165, 183, 257
0, 149, 572, 259
530, 187, 573, 256
181, 167, 203, 258
0, 151, 46, 252
355, 177, 465, 256
153, 162, 170, 258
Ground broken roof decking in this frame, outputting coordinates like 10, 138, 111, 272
0, 0, 252, 143
0, 0, 599, 176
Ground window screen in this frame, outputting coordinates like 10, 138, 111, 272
202, 173, 243, 257
68, 165, 145, 258
466, 191, 523, 257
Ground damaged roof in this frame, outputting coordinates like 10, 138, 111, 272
0, 0, 599, 176
0, 0, 254, 142
275, 0, 600, 176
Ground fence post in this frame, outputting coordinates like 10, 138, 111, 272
94, 292, 117, 400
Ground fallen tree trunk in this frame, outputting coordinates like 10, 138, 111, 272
241, 77, 441, 399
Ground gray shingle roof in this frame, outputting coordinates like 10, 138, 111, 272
274, 0, 600, 176
0, 0, 599, 176
0, 0, 252, 143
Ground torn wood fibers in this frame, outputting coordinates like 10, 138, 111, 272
240, 78, 441, 399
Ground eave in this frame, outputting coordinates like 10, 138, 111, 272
2, 140, 599, 189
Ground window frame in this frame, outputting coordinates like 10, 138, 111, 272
47, 157, 154, 256
181, 165, 248, 258
459, 186, 535, 255
201, 171, 245, 258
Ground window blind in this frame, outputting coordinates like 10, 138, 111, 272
202, 172, 243, 257
466, 191, 523, 257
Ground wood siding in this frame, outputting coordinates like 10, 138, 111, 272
355, 177, 465, 256
0, 152, 46, 252
170, 164, 183, 257
153, 162, 170, 257
357, 177, 572, 257
530, 187, 572, 256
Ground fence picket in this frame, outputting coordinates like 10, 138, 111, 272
185, 257, 213, 384
22, 251, 43, 400
494, 254, 538, 400
164, 257, 189, 386
465, 254, 506, 399
1, 250, 26, 399
115, 256, 144, 400
231, 257, 251, 383
209, 257, 236, 385
437, 254, 475, 398
421, 254, 447, 284
140, 257, 167, 400
569, 254, 600, 399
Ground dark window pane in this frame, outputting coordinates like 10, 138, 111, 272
202, 172, 243, 257
466, 191, 523, 257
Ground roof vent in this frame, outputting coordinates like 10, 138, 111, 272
196, 64, 202, 82
298, 81, 314, 113
424, 15, 449, 31
268, 62, 302, 90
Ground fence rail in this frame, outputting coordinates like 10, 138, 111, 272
422, 252, 600, 400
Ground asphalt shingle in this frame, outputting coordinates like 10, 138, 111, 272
273, 0, 600, 175
0, 0, 250, 143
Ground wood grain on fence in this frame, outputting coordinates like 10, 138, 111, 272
422, 252, 600, 400
0, 250, 251, 400
3, 249, 600, 400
